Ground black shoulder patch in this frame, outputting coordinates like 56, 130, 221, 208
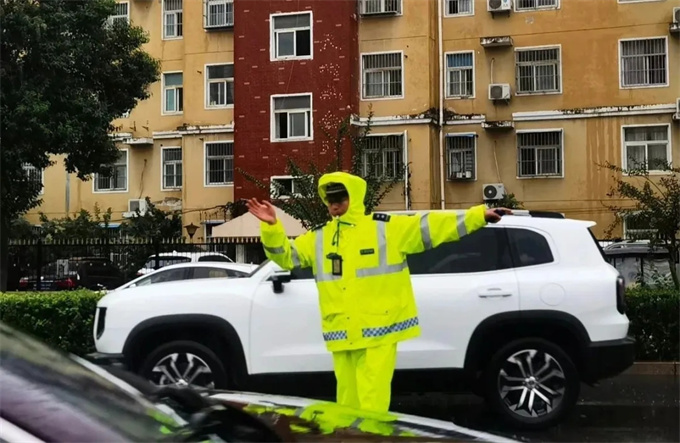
372, 213, 391, 222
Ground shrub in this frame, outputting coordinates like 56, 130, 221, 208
0, 290, 105, 356
625, 286, 679, 361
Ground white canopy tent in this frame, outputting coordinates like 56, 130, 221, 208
210, 206, 307, 242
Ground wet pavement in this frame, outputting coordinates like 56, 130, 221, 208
391, 374, 679, 442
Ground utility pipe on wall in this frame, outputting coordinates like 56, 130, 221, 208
437, 0, 446, 209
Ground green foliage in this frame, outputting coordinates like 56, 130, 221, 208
239, 110, 409, 229
119, 197, 182, 239
625, 286, 679, 361
37, 205, 113, 241
600, 161, 680, 289
1, 0, 161, 222
486, 192, 524, 210
0, 290, 105, 356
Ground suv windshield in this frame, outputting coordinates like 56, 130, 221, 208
0, 322, 186, 441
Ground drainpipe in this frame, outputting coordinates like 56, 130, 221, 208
65, 170, 70, 215
403, 129, 409, 210
437, 0, 445, 209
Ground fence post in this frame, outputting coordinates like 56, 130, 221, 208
153, 238, 160, 270
36, 238, 43, 290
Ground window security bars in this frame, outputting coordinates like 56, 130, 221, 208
515, 48, 560, 94
361, 135, 404, 179
446, 136, 475, 180
163, 148, 182, 189
517, 132, 562, 177
362, 53, 403, 99
205, 0, 233, 28
96, 151, 127, 191
205, 142, 234, 185
620, 38, 667, 87
164, 0, 183, 38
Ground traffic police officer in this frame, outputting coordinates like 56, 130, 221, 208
247, 171, 511, 413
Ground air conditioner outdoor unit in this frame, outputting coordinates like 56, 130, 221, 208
674, 7, 680, 24
487, 0, 512, 12
489, 83, 511, 100
128, 199, 148, 214
482, 183, 506, 201
673, 97, 680, 121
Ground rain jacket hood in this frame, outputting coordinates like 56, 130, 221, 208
318, 172, 367, 225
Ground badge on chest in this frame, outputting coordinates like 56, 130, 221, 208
326, 253, 343, 276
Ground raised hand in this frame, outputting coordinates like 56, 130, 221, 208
246, 198, 277, 225
485, 207, 513, 223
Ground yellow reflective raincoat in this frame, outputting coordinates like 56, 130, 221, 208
260, 171, 488, 353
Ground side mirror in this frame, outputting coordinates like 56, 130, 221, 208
271, 272, 292, 293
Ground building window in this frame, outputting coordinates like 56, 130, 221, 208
95, 150, 128, 192
206, 64, 234, 108
622, 125, 670, 171
360, 0, 402, 14
272, 94, 312, 141
270, 176, 311, 199
23, 163, 44, 195
162, 147, 182, 189
163, 72, 183, 114
515, 0, 558, 11
515, 47, 561, 94
361, 134, 404, 179
446, 52, 474, 98
446, 135, 476, 180
620, 38, 667, 88
205, 0, 233, 28
163, 0, 183, 39
517, 131, 563, 177
108, 2, 129, 25
205, 141, 234, 186
623, 212, 655, 240
446, 0, 473, 15
271, 12, 312, 60
361, 52, 404, 99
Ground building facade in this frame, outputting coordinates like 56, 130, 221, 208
24, 0, 680, 239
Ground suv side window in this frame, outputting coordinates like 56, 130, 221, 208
193, 267, 230, 279
507, 228, 554, 267
406, 228, 512, 275
149, 268, 188, 284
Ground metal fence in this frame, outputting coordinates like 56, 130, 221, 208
6, 237, 267, 292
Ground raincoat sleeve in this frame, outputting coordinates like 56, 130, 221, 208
392, 204, 488, 255
259, 219, 314, 270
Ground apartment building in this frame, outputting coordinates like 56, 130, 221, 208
24, 0, 680, 239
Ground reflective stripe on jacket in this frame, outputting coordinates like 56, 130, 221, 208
260, 171, 487, 352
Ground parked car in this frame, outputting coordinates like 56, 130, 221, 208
89, 210, 635, 430
110, 262, 260, 292
603, 240, 675, 287
19, 257, 124, 291
0, 321, 515, 442
136, 251, 236, 276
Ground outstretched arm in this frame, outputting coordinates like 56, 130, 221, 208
391, 205, 512, 255
247, 198, 313, 270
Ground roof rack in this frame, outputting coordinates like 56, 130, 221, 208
510, 210, 565, 219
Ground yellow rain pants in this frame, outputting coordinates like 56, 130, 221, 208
332, 343, 397, 413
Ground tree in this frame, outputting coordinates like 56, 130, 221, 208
485, 192, 524, 210
0, 0, 160, 290
119, 197, 183, 240
239, 111, 409, 229
37, 205, 113, 241
600, 161, 680, 289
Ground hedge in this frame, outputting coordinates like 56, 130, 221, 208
0, 287, 678, 361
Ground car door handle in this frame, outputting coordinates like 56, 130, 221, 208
478, 287, 513, 298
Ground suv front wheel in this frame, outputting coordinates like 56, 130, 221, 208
139, 340, 229, 390
482, 338, 580, 430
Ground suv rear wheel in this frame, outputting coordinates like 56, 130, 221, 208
139, 340, 229, 390
482, 338, 580, 430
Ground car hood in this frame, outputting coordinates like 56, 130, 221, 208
208, 390, 520, 442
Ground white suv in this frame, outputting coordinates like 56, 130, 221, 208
89, 211, 635, 430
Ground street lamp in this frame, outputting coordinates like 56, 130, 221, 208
184, 222, 199, 242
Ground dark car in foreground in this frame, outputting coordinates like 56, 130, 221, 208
18, 257, 124, 291
0, 321, 518, 442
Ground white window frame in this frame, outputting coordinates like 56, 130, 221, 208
204, 0, 234, 29
93, 149, 129, 193
162, 0, 183, 40
620, 124, 672, 174
445, 133, 477, 181
516, 129, 565, 179
204, 140, 234, 187
514, 0, 560, 12
269, 175, 313, 200
359, 0, 403, 15
444, 51, 475, 99
108, 1, 130, 26
161, 146, 182, 191
514, 45, 562, 96
622, 211, 657, 240
22, 163, 44, 195
360, 50, 405, 101
361, 133, 406, 179
269, 11, 313, 61
444, 0, 474, 17
618, 36, 669, 90
617, 0, 665, 3
162, 71, 183, 115
204, 63, 234, 109
271, 93, 313, 142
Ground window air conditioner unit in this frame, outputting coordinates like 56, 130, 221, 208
489, 83, 511, 100
451, 171, 473, 180
482, 183, 505, 201
487, 0, 512, 12
123, 199, 148, 218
